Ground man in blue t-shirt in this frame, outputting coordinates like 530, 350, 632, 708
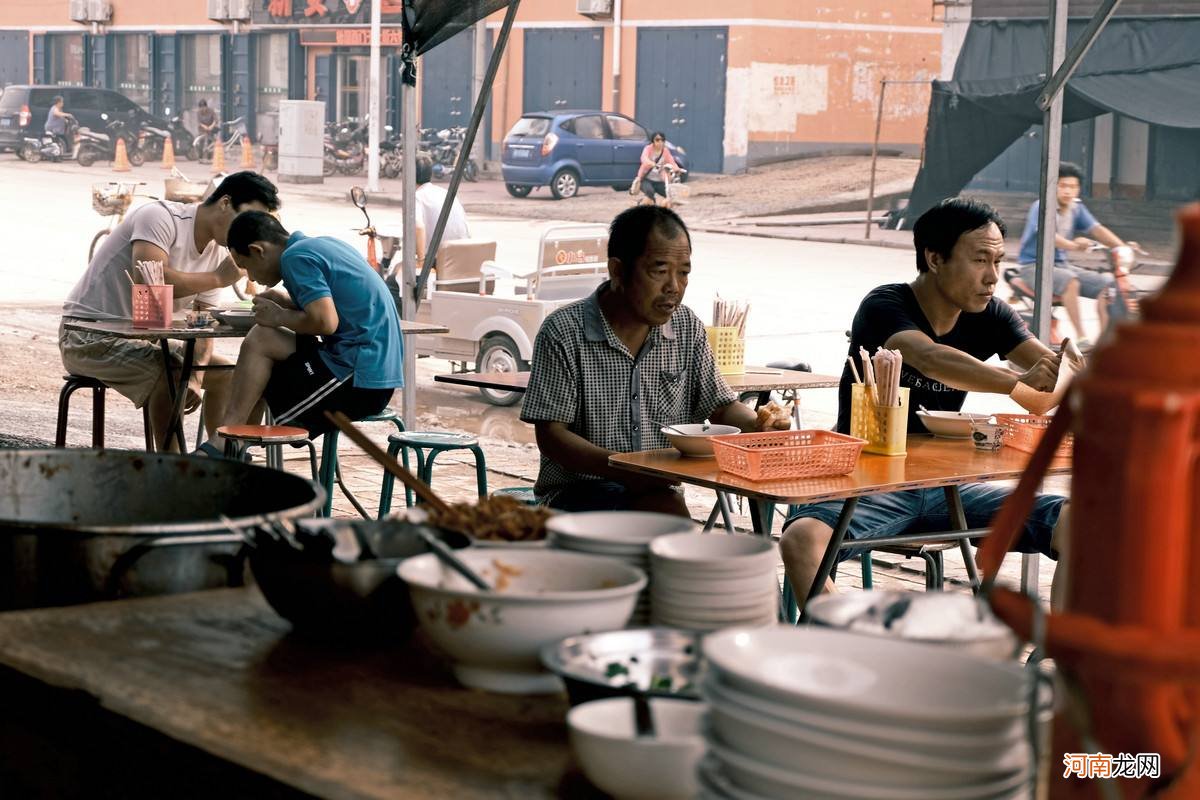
196, 211, 403, 457
781, 198, 1071, 605
1015, 162, 1137, 345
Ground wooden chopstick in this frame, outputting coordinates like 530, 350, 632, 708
325, 411, 451, 515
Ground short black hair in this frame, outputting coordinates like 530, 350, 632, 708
198, 99, 208, 108
650, 131, 666, 142
1058, 162, 1084, 183
52, 95, 63, 105
227, 211, 290, 256
204, 171, 281, 212
608, 205, 691, 279
415, 154, 433, 185
912, 198, 1006, 273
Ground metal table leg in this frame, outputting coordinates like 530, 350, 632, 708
799, 497, 859, 623
717, 491, 736, 532
748, 499, 775, 535
160, 339, 194, 453
943, 485, 981, 592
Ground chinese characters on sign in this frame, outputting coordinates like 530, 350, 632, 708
258, 0, 404, 24
1063, 753, 1161, 781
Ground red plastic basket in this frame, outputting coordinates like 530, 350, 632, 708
131, 284, 173, 329
710, 430, 867, 481
994, 414, 1073, 459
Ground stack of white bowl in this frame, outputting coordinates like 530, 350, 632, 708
697, 626, 1036, 800
546, 512, 698, 626
649, 533, 779, 631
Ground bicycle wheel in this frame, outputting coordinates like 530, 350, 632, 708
89, 228, 111, 262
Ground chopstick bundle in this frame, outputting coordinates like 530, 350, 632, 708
713, 296, 750, 338
851, 347, 903, 407
871, 348, 904, 408
134, 259, 165, 285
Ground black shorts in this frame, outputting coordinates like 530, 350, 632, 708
264, 336, 394, 438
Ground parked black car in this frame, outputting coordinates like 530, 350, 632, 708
0, 85, 189, 156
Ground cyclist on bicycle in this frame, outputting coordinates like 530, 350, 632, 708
44, 95, 74, 157
197, 99, 218, 137
1014, 162, 1138, 346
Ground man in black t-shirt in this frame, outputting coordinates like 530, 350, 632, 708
782, 198, 1070, 602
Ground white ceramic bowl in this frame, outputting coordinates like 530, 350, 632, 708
916, 410, 991, 439
569, 697, 706, 800
702, 675, 1042, 757
706, 690, 1028, 787
806, 591, 1018, 661
660, 423, 742, 457
652, 570, 779, 596
547, 511, 698, 550
398, 550, 646, 694
650, 533, 777, 571
703, 626, 1030, 732
707, 740, 1030, 800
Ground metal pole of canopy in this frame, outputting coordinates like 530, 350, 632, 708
366, 0, 382, 192
400, 37, 418, 430
1026, 0, 1069, 596
413, 0, 522, 306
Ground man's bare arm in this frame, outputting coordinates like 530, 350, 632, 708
886, 329, 1061, 394
132, 242, 243, 299
534, 422, 673, 490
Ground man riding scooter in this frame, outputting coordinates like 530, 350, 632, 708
1011, 162, 1139, 347
42, 96, 75, 160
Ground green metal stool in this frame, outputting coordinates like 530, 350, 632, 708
317, 409, 407, 518
492, 486, 539, 506
380, 431, 488, 514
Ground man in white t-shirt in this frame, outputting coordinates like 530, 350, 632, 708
413, 154, 470, 270
59, 172, 280, 450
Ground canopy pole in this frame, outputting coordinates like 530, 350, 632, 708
366, 0, 382, 192
400, 54, 418, 430
414, 0, 523, 305
1026, 0, 1070, 596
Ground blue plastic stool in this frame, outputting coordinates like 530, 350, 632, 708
492, 486, 539, 506
380, 431, 487, 514
317, 409, 406, 517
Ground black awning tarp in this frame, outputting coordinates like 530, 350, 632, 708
897, 17, 1200, 228
405, 0, 510, 56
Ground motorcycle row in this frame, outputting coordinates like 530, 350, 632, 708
22, 110, 478, 183
323, 117, 479, 181
19, 111, 202, 167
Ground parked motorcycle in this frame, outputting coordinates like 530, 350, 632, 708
138, 116, 193, 162
379, 125, 403, 179
20, 114, 78, 163
76, 113, 145, 168
423, 126, 478, 182
323, 117, 369, 176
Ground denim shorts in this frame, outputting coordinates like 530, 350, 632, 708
541, 480, 683, 512
785, 483, 1065, 561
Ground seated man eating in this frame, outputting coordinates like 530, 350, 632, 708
521, 205, 789, 516
780, 198, 1069, 598
196, 211, 403, 457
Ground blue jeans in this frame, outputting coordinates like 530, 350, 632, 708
785, 483, 1065, 561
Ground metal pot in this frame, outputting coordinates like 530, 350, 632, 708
0, 449, 323, 610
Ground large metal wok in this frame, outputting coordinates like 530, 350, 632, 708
0, 449, 323, 610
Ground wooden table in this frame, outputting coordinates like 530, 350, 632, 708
435, 367, 839, 395
64, 319, 450, 451
0, 589, 583, 799
609, 437, 1071, 617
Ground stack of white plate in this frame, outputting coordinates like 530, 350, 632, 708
649, 533, 779, 631
697, 626, 1035, 800
546, 512, 698, 626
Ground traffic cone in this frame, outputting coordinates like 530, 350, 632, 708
112, 137, 131, 172
240, 137, 254, 169
161, 136, 175, 170
211, 139, 225, 173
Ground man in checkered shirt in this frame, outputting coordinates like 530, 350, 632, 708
521, 206, 789, 515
